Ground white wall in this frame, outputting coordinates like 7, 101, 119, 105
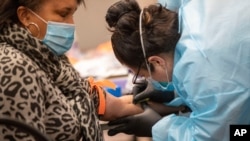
74, 0, 157, 51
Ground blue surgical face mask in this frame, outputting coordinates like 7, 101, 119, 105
29, 10, 75, 55
149, 62, 176, 92
147, 74, 175, 92
43, 21, 75, 55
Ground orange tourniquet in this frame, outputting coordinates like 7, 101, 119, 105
87, 77, 116, 115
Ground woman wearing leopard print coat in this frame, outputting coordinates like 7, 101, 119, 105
0, 0, 146, 140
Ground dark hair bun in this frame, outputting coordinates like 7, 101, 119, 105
105, 0, 141, 28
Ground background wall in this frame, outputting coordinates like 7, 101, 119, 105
73, 0, 157, 51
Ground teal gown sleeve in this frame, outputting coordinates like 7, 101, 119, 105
153, 0, 250, 141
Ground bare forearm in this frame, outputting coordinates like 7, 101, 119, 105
100, 94, 143, 121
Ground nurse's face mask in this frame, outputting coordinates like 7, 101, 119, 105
133, 9, 175, 92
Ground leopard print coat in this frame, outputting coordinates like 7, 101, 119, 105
0, 23, 104, 141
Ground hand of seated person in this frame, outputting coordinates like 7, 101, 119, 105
107, 103, 161, 137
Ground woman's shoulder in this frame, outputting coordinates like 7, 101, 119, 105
0, 42, 47, 81
0, 42, 57, 103
0, 42, 39, 67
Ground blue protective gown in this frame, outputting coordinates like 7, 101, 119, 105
152, 0, 250, 141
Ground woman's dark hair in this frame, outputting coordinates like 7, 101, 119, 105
105, 0, 180, 69
0, 0, 85, 29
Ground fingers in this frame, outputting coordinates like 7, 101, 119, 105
108, 125, 129, 136
149, 90, 175, 102
107, 117, 130, 136
108, 117, 128, 125
133, 80, 156, 104
133, 93, 150, 104
134, 90, 175, 104
132, 84, 146, 96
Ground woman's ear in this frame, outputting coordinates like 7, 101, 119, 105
148, 55, 165, 66
17, 6, 31, 27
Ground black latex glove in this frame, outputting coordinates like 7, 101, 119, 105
107, 103, 162, 137
132, 79, 175, 104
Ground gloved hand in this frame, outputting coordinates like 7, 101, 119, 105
132, 79, 175, 104
107, 103, 162, 137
